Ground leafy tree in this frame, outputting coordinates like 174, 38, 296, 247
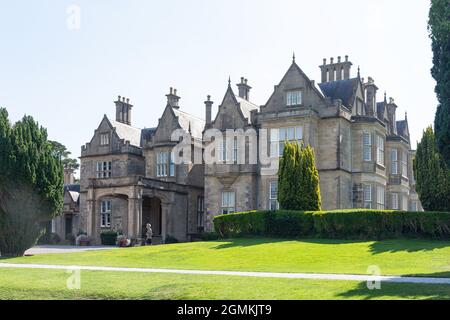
429, 0, 450, 167
414, 126, 450, 211
278, 141, 321, 211
0, 109, 64, 257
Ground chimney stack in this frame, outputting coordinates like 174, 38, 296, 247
166, 87, 181, 109
364, 77, 378, 116
115, 95, 133, 125
319, 55, 353, 83
64, 168, 75, 185
205, 95, 213, 127
237, 77, 252, 100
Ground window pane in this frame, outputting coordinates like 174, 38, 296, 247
287, 127, 295, 141
296, 127, 303, 141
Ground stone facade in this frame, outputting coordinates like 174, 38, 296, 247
77, 56, 423, 243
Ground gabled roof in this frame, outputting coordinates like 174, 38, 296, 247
172, 108, 205, 139
213, 84, 258, 126
108, 118, 142, 147
318, 78, 359, 107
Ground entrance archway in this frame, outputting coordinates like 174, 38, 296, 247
142, 197, 162, 238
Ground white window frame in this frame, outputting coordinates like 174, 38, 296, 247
287, 91, 302, 106
401, 151, 408, 178
391, 149, 398, 175
157, 152, 174, 177
402, 195, 409, 211
391, 193, 399, 210
101, 200, 111, 228
100, 133, 110, 146
221, 191, 236, 215
269, 181, 279, 211
377, 186, 385, 210
96, 161, 112, 179
363, 132, 372, 162
363, 184, 372, 209
376, 135, 385, 166
169, 152, 175, 177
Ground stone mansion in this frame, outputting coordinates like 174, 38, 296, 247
59, 55, 423, 244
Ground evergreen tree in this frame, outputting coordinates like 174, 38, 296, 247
49, 140, 80, 171
414, 126, 450, 211
429, 0, 450, 167
278, 141, 321, 211
0, 109, 64, 257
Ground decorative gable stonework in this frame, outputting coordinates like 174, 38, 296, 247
77, 55, 423, 244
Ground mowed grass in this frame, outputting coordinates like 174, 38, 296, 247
3, 238, 450, 277
0, 268, 449, 300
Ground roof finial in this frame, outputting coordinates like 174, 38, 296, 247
357, 66, 361, 78
405, 111, 408, 120
292, 52, 296, 63
384, 91, 387, 102
228, 76, 231, 87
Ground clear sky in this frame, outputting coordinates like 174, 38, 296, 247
0, 0, 437, 163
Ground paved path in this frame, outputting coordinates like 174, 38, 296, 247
24, 246, 117, 255
1, 263, 450, 285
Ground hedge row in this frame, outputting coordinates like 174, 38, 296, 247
213, 210, 450, 240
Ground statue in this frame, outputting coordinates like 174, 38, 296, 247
146, 223, 153, 245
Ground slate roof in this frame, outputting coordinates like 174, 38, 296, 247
172, 108, 205, 139
235, 95, 259, 123
397, 120, 408, 137
64, 184, 80, 204
376, 102, 386, 120
109, 119, 143, 147
318, 78, 358, 107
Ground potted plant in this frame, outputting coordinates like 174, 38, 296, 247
116, 235, 131, 248
76, 233, 90, 246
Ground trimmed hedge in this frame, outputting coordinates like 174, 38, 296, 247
213, 210, 450, 240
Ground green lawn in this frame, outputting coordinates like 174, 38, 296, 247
0, 268, 449, 300
1, 238, 450, 300
3, 238, 450, 277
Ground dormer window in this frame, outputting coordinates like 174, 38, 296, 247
287, 91, 302, 107
100, 133, 110, 146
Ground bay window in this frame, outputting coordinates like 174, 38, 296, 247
270, 127, 303, 157
363, 132, 372, 162
269, 181, 279, 211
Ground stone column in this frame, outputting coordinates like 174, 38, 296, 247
161, 203, 169, 243
127, 197, 143, 239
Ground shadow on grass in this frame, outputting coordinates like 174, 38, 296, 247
369, 239, 450, 254
211, 237, 450, 255
212, 237, 290, 249
338, 280, 450, 300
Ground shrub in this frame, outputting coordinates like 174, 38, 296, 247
213, 210, 450, 240
200, 232, 220, 241
100, 231, 118, 246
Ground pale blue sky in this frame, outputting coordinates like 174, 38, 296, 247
0, 0, 436, 162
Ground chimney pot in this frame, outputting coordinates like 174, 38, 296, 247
241, 77, 244, 83
126, 98, 130, 104
338, 56, 341, 63
118, 95, 121, 101
170, 87, 173, 94
345, 55, 348, 62
330, 57, 334, 64
174, 89, 177, 96
323, 58, 326, 65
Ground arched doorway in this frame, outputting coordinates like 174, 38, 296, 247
142, 197, 162, 238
